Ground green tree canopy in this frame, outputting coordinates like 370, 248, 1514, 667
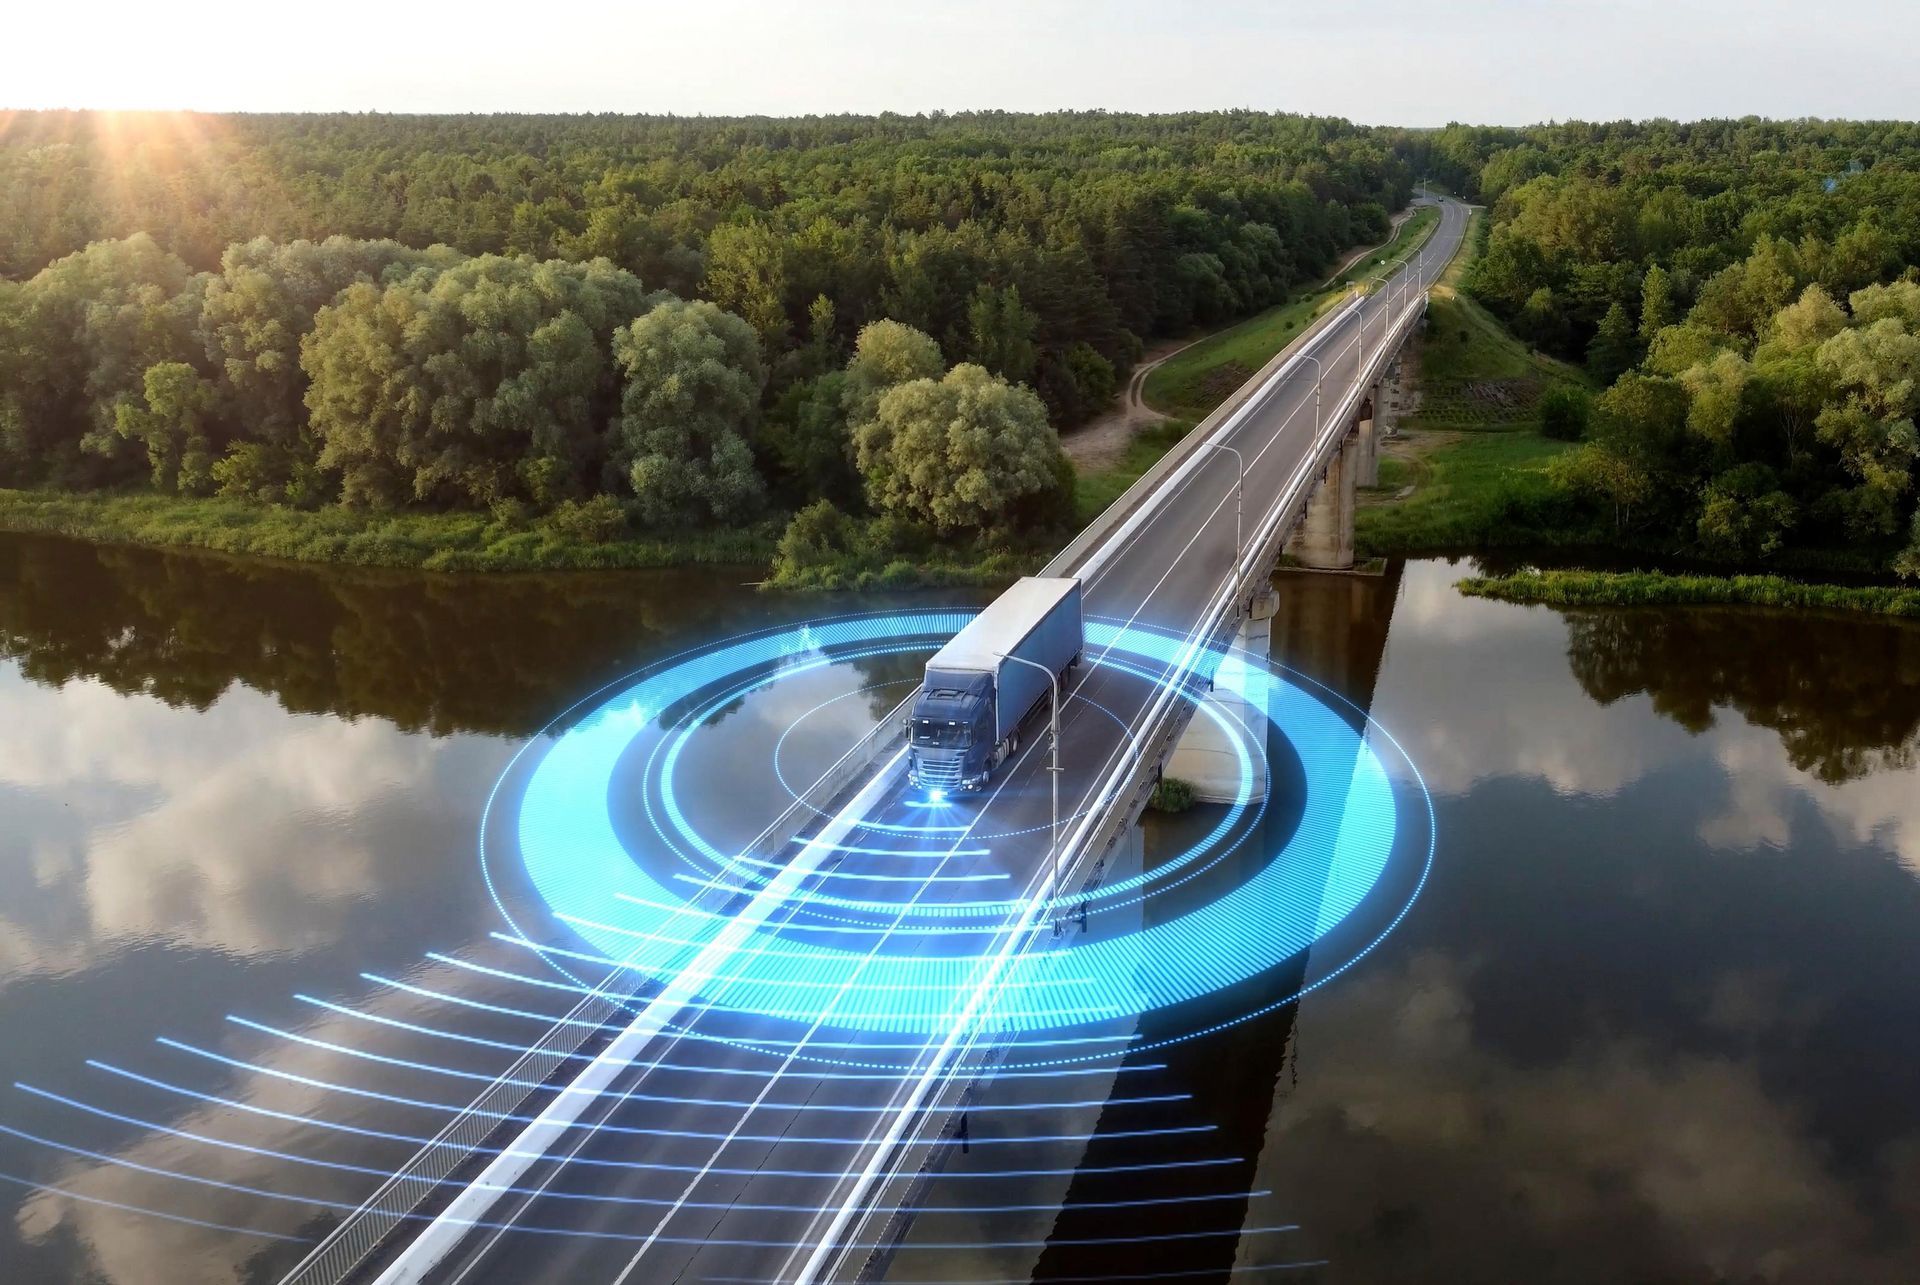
852, 363, 1069, 535
611, 297, 767, 527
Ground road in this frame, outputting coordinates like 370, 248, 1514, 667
396, 195, 1469, 1285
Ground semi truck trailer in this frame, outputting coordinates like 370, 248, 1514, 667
908, 576, 1083, 796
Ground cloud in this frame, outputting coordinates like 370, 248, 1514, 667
0, 670, 503, 980
1245, 951, 1920, 1282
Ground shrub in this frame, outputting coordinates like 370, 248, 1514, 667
1538, 386, 1593, 441
1150, 776, 1196, 813
546, 494, 629, 544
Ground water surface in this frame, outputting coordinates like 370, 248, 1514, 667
2, 536, 1918, 1283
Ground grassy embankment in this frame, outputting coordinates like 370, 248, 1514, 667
1363, 210, 1919, 607
1460, 568, 1920, 619
0, 489, 776, 572
1354, 205, 1600, 555
1072, 206, 1441, 526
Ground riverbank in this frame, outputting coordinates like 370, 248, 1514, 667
1356, 211, 1918, 599
1356, 205, 1596, 556
1459, 568, 1920, 618
0, 489, 778, 573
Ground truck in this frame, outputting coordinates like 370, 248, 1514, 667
907, 576, 1083, 797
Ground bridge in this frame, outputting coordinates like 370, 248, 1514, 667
278, 194, 1467, 1285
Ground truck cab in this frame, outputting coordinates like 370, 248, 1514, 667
906, 576, 1082, 798
908, 671, 996, 795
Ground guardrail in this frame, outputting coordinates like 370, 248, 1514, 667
276, 673, 918, 1285
1043, 292, 1363, 580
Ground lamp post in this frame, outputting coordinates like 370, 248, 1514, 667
1200, 442, 1245, 560
993, 650, 1062, 909
1363, 269, 1408, 368
1291, 354, 1324, 438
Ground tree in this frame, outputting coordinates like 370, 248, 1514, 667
1696, 463, 1797, 557
611, 298, 766, 526
302, 255, 652, 507
1895, 510, 1920, 581
113, 362, 219, 492
1679, 350, 1752, 449
0, 234, 202, 484
852, 363, 1069, 535
198, 236, 429, 448
702, 222, 791, 352
966, 284, 1039, 384
1550, 444, 1653, 534
770, 498, 859, 581
842, 320, 944, 427
1645, 323, 1732, 377
761, 371, 862, 510
1639, 264, 1676, 342
1517, 286, 1569, 352
1586, 302, 1638, 382
1538, 386, 1592, 441
1763, 284, 1847, 354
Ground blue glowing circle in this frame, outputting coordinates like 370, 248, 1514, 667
495, 610, 1420, 1042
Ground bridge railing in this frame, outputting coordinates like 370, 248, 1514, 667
276, 680, 916, 1285
1043, 291, 1363, 580
1070, 282, 1430, 877
825, 278, 1433, 1283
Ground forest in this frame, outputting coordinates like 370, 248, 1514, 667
1406, 118, 1920, 574
0, 110, 1409, 567
10, 111, 1920, 579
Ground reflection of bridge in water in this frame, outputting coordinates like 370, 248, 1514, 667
279, 198, 1467, 1285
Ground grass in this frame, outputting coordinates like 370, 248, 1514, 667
1144, 206, 1440, 420
0, 489, 779, 572
1458, 568, 1920, 618
1356, 204, 1603, 554
1356, 431, 1585, 552
1073, 420, 1192, 526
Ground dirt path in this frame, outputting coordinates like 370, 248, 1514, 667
1322, 205, 1417, 287
1059, 202, 1424, 474
1057, 333, 1200, 471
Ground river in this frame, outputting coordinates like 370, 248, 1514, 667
2, 532, 1918, 1284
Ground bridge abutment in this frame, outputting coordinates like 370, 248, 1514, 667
1164, 586, 1277, 803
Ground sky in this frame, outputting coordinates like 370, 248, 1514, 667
10, 0, 1916, 125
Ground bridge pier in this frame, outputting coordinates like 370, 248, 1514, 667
1354, 384, 1381, 488
1164, 585, 1277, 803
1285, 428, 1359, 571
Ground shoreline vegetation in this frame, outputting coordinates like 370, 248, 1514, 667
1362, 207, 1920, 614
1459, 568, 1920, 618
0, 489, 778, 573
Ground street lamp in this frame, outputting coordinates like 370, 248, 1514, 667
1363, 269, 1409, 368
1200, 442, 1244, 560
1289, 354, 1324, 438
992, 650, 1062, 910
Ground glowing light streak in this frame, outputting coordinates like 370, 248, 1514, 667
508, 612, 1398, 1043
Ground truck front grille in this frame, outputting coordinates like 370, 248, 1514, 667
916, 756, 964, 789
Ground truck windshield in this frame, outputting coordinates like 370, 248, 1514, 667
912, 719, 972, 749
